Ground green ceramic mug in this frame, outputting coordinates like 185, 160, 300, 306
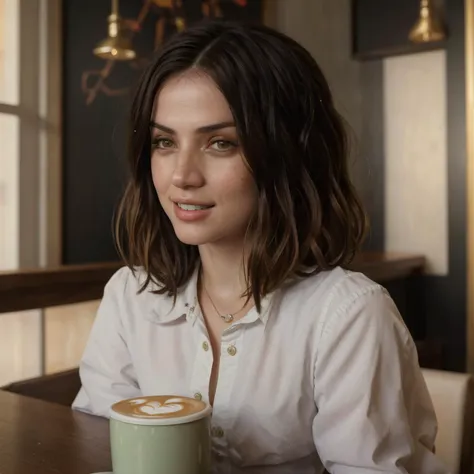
109, 395, 212, 474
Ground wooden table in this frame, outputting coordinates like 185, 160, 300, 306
0, 390, 111, 474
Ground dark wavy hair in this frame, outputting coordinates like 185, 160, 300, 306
115, 20, 367, 311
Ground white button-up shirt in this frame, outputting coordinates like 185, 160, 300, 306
72, 266, 448, 473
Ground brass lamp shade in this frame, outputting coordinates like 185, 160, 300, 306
93, 10, 136, 61
409, 0, 446, 44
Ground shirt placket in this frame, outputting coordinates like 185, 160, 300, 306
210, 324, 245, 473
189, 304, 258, 473
188, 302, 213, 404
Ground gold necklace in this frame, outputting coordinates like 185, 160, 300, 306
202, 284, 245, 324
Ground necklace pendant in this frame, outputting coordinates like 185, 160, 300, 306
221, 313, 234, 323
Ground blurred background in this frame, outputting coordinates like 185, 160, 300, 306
0, 0, 472, 390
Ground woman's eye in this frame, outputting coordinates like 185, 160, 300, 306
209, 140, 237, 152
152, 138, 174, 149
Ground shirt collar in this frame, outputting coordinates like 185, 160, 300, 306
258, 292, 274, 327
236, 292, 274, 328
142, 266, 276, 327
142, 267, 199, 325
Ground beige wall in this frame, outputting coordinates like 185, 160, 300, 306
383, 50, 448, 275
45, 301, 99, 374
0, 311, 42, 386
0, 302, 99, 386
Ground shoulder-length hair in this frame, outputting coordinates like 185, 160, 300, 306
115, 20, 367, 311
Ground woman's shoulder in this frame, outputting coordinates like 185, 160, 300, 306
283, 267, 402, 332
102, 266, 192, 323
286, 266, 385, 308
103, 265, 170, 306
302, 267, 409, 344
105, 265, 151, 293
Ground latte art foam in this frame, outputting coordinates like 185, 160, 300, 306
112, 395, 207, 419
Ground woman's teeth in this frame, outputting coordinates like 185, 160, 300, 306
177, 203, 211, 211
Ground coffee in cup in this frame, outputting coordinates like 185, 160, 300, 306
110, 395, 212, 474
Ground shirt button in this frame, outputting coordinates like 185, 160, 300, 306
227, 345, 237, 356
202, 341, 209, 352
194, 392, 203, 401
212, 426, 225, 438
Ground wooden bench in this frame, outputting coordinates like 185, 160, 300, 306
2, 368, 80, 407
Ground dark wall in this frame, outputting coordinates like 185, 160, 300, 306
424, 0, 467, 371
353, 0, 446, 59
359, 60, 384, 252
354, 0, 467, 371
62, 0, 263, 265
62, 0, 155, 264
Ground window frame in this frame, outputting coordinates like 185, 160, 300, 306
0, 0, 63, 381
0, 0, 62, 269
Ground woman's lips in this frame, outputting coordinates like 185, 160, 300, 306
173, 202, 214, 222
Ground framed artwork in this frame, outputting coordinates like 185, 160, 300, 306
82, 0, 264, 105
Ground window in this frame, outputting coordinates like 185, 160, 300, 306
0, 0, 64, 385
0, 0, 19, 105
0, 0, 19, 271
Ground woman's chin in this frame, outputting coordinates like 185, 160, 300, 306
173, 229, 214, 246
170, 221, 245, 247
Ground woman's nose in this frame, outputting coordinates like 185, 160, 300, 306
171, 150, 205, 189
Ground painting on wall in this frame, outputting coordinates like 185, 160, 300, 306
63, 0, 264, 265
82, 0, 263, 105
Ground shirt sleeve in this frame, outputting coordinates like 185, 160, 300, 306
312, 284, 449, 473
72, 268, 141, 418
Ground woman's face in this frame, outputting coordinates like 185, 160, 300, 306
151, 70, 257, 247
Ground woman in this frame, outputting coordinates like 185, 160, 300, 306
73, 20, 447, 473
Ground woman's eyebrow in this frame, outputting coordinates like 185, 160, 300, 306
150, 121, 236, 134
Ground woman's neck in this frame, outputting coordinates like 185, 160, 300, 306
198, 241, 248, 300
